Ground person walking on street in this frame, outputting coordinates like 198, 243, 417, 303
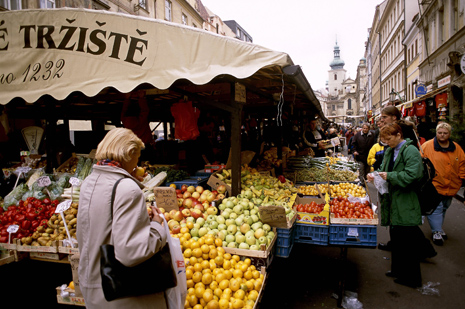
351, 123, 375, 180
367, 123, 425, 288
421, 122, 465, 245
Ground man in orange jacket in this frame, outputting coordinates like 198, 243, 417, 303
421, 122, 465, 245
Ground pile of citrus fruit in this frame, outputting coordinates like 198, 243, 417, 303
175, 232, 264, 309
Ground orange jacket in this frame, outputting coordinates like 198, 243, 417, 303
421, 138, 465, 196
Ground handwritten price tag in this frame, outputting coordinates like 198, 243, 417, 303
153, 187, 178, 212
56, 200, 72, 213
37, 176, 52, 187
7, 225, 19, 233
69, 177, 81, 187
258, 206, 287, 229
16, 167, 32, 174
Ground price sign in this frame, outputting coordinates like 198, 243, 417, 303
69, 177, 81, 187
153, 187, 178, 212
258, 206, 288, 229
348, 228, 359, 237
16, 167, 32, 175
37, 176, 51, 187
7, 225, 19, 234
56, 200, 72, 213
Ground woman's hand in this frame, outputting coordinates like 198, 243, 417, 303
378, 172, 388, 180
149, 206, 164, 225
367, 173, 374, 183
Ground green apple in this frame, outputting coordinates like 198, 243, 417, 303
239, 242, 250, 249
258, 236, 267, 245
186, 217, 195, 223
251, 222, 262, 231
196, 217, 205, 227
218, 223, 227, 231
209, 221, 218, 229
254, 228, 265, 239
262, 224, 271, 233
225, 219, 235, 226
218, 203, 226, 211
250, 244, 260, 250
233, 205, 243, 215
227, 242, 237, 248
216, 215, 225, 225
225, 234, 235, 243
245, 230, 255, 239
267, 231, 275, 240
240, 223, 250, 234
199, 227, 208, 237
227, 224, 237, 235
193, 223, 200, 229
243, 210, 250, 216
235, 234, 246, 244
251, 215, 259, 223
190, 228, 199, 237
246, 234, 256, 246
244, 216, 253, 225
243, 190, 253, 200
217, 231, 226, 241
235, 217, 244, 226
229, 212, 238, 220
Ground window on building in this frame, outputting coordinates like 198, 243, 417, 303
165, 0, 172, 21
1, 0, 21, 9
438, 8, 444, 44
348, 99, 352, 110
216, 23, 219, 34
193, 23, 197, 28
453, 0, 459, 31
332, 105, 336, 111
334, 74, 337, 80
182, 13, 188, 25
415, 39, 418, 55
39, 0, 55, 8
153, 0, 157, 18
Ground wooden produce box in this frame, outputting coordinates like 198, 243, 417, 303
16, 239, 58, 253
30, 251, 69, 262
223, 231, 277, 261
56, 153, 85, 174
258, 193, 298, 229
0, 250, 15, 266
330, 213, 379, 225
0, 241, 17, 251
58, 240, 79, 254
56, 286, 85, 306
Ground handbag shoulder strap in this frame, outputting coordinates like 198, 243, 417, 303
110, 178, 126, 220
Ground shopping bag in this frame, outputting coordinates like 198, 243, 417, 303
163, 217, 187, 309
371, 172, 389, 194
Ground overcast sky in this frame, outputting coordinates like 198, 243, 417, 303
201, 0, 380, 92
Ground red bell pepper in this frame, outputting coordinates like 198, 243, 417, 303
21, 220, 31, 230
14, 213, 26, 222
278, 175, 286, 183
31, 220, 39, 230
26, 211, 37, 221
0, 236, 8, 243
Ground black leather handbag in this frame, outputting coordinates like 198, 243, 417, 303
100, 178, 177, 302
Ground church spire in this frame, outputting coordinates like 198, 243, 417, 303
330, 38, 345, 70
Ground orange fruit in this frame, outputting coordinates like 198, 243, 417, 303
186, 279, 194, 289
205, 237, 214, 245
213, 288, 223, 298
186, 269, 193, 279
192, 248, 203, 258
214, 255, 224, 266
218, 298, 229, 309
184, 248, 192, 258
189, 257, 198, 265
223, 269, 233, 280
216, 272, 226, 283
232, 269, 243, 279
193, 304, 203, 309
202, 273, 213, 285
232, 255, 240, 262
195, 286, 206, 299
186, 221, 194, 229
203, 289, 214, 303
218, 279, 229, 290
231, 298, 244, 309
192, 271, 202, 283
194, 263, 203, 272
201, 244, 210, 254
201, 260, 210, 270
223, 260, 231, 270
191, 242, 200, 250
234, 289, 245, 300
239, 263, 248, 273
252, 270, 260, 279
187, 294, 198, 307
207, 299, 219, 309
223, 253, 232, 260
243, 270, 252, 280
243, 258, 251, 266
215, 238, 223, 247
209, 248, 218, 259
209, 280, 219, 290
202, 253, 210, 260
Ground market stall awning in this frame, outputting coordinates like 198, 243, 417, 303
0, 8, 325, 120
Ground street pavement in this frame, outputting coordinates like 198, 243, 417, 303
259, 182, 465, 309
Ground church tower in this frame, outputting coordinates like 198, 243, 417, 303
328, 39, 347, 97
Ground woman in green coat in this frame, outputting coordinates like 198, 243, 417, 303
367, 123, 425, 288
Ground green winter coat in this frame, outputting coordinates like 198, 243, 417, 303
379, 139, 423, 226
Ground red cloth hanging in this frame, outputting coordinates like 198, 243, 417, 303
170, 101, 200, 141
415, 101, 426, 117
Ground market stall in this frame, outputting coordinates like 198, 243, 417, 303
0, 8, 338, 308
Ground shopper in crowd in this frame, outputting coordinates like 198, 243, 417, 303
303, 118, 327, 157
77, 128, 167, 308
351, 123, 375, 180
367, 123, 425, 288
121, 91, 156, 162
421, 122, 465, 245
380, 106, 419, 149
367, 140, 385, 172
417, 117, 435, 143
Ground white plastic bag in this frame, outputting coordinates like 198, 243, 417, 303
371, 172, 389, 194
163, 217, 187, 309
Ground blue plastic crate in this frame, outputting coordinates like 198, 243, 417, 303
275, 242, 294, 258
276, 226, 295, 247
165, 176, 209, 189
329, 225, 377, 247
294, 224, 329, 246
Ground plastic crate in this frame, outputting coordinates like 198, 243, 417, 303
165, 176, 209, 189
276, 226, 295, 247
275, 242, 294, 258
329, 225, 377, 247
294, 224, 329, 246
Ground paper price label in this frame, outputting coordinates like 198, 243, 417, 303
56, 200, 72, 213
16, 167, 32, 174
37, 176, 51, 187
69, 177, 81, 187
347, 228, 359, 237
7, 225, 19, 233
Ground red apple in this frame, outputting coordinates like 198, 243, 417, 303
177, 198, 184, 207
194, 204, 205, 212
171, 225, 181, 234
169, 209, 177, 218
192, 191, 200, 199
158, 207, 166, 214
199, 194, 207, 203
175, 189, 182, 195
195, 186, 204, 194
181, 184, 188, 192
217, 193, 225, 200
168, 219, 178, 230
202, 201, 210, 209
181, 209, 191, 218
211, 190, 218, 195
183, 197, 193, 209
164, 213, 171, 221
191, 209, 202, 219
173, 211, 184, 222
177, 193, 184, 198
206, 193, 215, 202
217, 185, 226, 194
183, 191, 192, 199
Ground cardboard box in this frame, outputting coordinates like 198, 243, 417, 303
258, 205, 297, 229
207, 169, 232, 196
295, 195, 329, 226
56, 286, 85, 306
30, 251, 67, 261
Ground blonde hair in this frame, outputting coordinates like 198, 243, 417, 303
95, 128, 144, 162
436, 122, 451, 133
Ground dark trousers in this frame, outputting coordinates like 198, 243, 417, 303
356, 158, 369, 181
390, 225, 423, 286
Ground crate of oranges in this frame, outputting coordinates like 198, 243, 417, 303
179, 233, 266, 309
